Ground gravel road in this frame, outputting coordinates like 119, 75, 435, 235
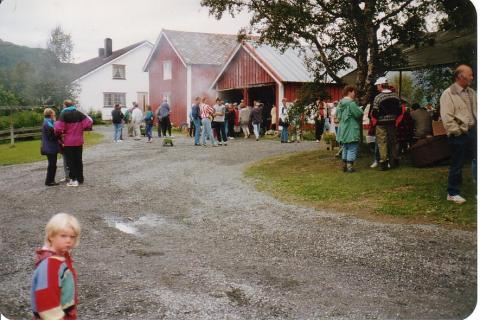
0, 126, 476, 319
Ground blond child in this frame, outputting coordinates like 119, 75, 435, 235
31, 213, 81, 320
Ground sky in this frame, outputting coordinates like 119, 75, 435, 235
0, 0, 251, 62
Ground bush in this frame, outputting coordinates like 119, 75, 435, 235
88, 110, 105, 125
0, 110, 44, 131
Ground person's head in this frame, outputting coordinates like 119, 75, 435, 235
282, 98, 287, 105
425, 103, 433, 110
147, 105, 151, 111
342, 85, 357, 99
201, 97, 207, 104
374, 77, 388, 92
411, 103, 420, 111
454, 64, 474, 88
63, 99, 75, 108
114, 103, 120, 110
132, 102, 138, 108
43, 108, 55, 118
215, 97, 221, 104
194, 96, 200, 104
44, 213, 81, 254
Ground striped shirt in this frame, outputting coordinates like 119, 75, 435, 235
200, 103, 214, 119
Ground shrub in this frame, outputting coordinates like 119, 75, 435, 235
88, 110, 105, 125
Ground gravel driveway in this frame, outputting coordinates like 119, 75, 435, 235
0, 126, 476, 319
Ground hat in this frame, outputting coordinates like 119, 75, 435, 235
374, 77, 388, 85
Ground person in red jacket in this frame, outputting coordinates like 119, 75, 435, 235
31, 213, 81, 320
54, 100, 93, 187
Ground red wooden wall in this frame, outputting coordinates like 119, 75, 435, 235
148, 37, 186, 126
284, 83, 343, 103
217, 47, 275, 90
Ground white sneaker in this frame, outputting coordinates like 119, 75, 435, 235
447, 194, 466, 204
59, 177, 67, 183
67, 180, 79, 187
370, 161, 378, 168
229, 137, 234, 140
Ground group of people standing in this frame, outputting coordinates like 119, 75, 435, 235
111, 99, 172, 143
41, 100, 93, 187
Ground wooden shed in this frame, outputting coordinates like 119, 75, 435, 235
143, 29, 239, 126
209, 41, 344, 123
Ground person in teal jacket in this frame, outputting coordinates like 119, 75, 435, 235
336, 85, 364, 173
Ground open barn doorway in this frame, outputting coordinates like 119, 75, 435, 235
218, 89, 244, 104
248, 85, 276, 133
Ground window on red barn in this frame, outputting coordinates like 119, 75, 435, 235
163, 61, 172, 80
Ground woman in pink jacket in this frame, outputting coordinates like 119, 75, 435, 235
54, 100, 93, 187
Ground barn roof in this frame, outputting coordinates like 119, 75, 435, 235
143, 29, 239, 70
250, 42, 315, 82
71, 41, 152, 81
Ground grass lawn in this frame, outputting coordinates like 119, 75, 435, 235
245, 148, 477, 229
0, 131, 104, 166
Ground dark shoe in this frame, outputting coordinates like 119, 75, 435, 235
391, 159, 400, 168
379, 161, 389, 171
45, 182, 59, 186
342, 161, 347, 172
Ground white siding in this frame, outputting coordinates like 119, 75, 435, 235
75, 43, 153, 120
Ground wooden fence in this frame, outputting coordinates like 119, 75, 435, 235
0, 105, 51, 146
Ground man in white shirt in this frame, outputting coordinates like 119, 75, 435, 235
131, 102, 144, 140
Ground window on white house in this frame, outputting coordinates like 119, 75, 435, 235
163, 61, 172, 80
103, 92, 126, 108
112, 64, 126, 79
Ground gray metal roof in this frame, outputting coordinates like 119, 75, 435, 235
163, 29, 239, 65
251, 42, 314, 82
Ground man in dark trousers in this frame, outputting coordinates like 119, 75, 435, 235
157, 97, 172, 137
440, 64, 477, 204
371, 77, 401, 171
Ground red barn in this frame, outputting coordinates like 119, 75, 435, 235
143, 29, 239, 126
209, 41, 344, 123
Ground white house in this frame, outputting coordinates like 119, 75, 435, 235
72, 38, 154, 120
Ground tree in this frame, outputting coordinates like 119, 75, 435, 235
388, 72, 414, 103
46, 25, 74, 63
201, 0, 458, 103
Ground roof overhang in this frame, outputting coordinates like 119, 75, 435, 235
73, 41, 153, 83
208, 42, 283, 91
143, 30, 187, 72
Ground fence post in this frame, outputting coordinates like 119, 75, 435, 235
9, 106, 14, 147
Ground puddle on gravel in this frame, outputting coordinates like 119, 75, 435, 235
105, 214, 167, 235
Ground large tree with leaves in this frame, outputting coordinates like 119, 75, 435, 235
47, 25, 74, 64
201, 0, 454, 103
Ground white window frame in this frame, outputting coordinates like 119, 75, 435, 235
103, 92, 126, 108
163, 60, 172, 80
112, 64, 126, 79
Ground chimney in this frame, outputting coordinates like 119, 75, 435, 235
98, 48, 105, 57
104, 38, 112, 57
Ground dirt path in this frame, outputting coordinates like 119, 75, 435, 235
0, 127, 476, 319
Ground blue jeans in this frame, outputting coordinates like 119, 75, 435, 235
281, 126, 289, 142
145, 124, 153, 140
342, 142, 359, 162
253, 123, 261, 139
194, 118, 201, 145
224, 121, 229, 138
113, 123, 122, 141
447, 129, 476, 196
201, 118, 216, 145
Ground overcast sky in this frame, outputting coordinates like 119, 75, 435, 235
0, 0, 251, 62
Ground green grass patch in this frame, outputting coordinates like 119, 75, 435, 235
0, 131, 103, 166
245, 149, 477, 228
